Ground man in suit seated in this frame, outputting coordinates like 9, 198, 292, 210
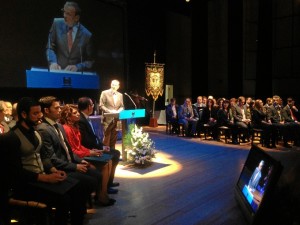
165, 98, 179, 134
37, 96, 100, 212
78, 97, 120, 194
281, 97, 300, 147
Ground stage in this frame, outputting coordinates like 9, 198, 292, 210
88, 125, 252, 225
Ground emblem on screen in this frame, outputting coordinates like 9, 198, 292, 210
63, 77, 72, 87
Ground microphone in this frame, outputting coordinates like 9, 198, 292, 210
124, 92, 137, 109
80, 45, 83, 75
141, 97, 148, 101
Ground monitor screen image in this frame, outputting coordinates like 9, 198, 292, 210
235, 145, 283, 224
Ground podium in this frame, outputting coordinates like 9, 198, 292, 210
26, 68, 99, 89
105, 109, 145, 161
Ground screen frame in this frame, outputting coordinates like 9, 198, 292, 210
234, 144, 283, 225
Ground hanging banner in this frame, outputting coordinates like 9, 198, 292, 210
145, 63, 164, 101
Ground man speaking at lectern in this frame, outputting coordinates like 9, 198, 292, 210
99, 79, 124, 149
46, 1, 94, 72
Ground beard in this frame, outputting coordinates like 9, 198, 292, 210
24, 117, 38, 127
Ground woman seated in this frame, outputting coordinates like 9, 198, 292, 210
202, 98, 219, 140
217, 99, 239, 144
252, 99, 277, 148
60, 104, 115, 206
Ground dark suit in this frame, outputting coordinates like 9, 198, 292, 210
252, 109, 275, 147
47, 18, 94, 71
78, 112, 120, 187
201, 106, 219, 139
281, 105, 300, 146
266, 105, 290, 145
217, 108, 239, 142
232, 104, 252, 141
37, 119, 100, 214
165, 103, 179, 134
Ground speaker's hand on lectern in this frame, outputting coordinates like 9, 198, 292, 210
65, 65, 78, 72
50, 63, 61, 71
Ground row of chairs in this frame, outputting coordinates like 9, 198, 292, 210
166, 121, 264, 145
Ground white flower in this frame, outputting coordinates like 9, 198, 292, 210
125, 124, 156, 165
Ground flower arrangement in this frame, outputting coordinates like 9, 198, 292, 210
124, 124, 156, 166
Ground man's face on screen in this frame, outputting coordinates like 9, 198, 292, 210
63, 5, 79, 27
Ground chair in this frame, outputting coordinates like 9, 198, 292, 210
219, 126, 231, 143
9, 198, 51, 225
166, 121, 172, 134
202, 124, 212, 140
251, 128, 264, 146
178, 123, 186, 137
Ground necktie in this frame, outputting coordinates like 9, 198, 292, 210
88, 118, 96, 134
290, 109, 296, 121
54, 124, 72, 162
113, 92, 117, 106
67, 27, 73, 52
88, 117, 99, 144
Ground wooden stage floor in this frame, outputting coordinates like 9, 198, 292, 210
85, 125, 298, 225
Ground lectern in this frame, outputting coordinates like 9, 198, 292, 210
26, 68, 99, 89
105, 109, 145, 161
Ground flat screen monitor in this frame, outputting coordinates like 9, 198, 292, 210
235, 144, 283, 225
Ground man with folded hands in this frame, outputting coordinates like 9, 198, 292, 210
77, 96, 120, 194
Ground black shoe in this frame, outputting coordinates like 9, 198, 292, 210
107, 187, 118, 194
109, 182, 120, 187
109, 198, 116, 203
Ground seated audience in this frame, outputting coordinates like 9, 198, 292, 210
8, 102, 18, 128
281, 97, 300, 147
4, 97, 88, 225
165, 98, 179, 134
178, 97, 199, 137
37, 96, 100, 215
217, 99, 239, 144
0, 100, 10, 134
201, 98, 219, 140
193, 96, 206, 136
60, 104, 116, 206
77, 97, 120, 194
232, 96, 252, 143
267, 95, 291, 148
252, 99, 276, 148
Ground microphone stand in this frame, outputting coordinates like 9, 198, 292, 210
124, 93, 137, 109
78, 23, 84, 75
47, 31, 51, 72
